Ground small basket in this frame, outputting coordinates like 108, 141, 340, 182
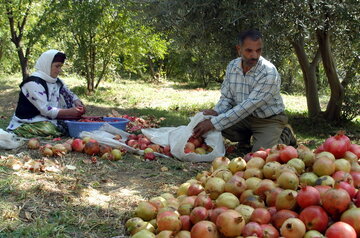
65, 117, 129, 138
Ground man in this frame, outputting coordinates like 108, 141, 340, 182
193, 29, 296, 153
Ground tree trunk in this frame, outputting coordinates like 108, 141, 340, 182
5, 0, 31, 80
316, 29, 344, 121
290, 37, 322, 118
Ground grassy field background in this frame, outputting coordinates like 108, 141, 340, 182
0, 73, 359, 237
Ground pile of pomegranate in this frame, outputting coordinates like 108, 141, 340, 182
27, 136, 124, 163
125, 131, 360, 238
184, 136, 213, 154
125, 133, 172, 160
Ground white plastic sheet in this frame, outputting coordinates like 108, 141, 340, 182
0, 129, 24, 149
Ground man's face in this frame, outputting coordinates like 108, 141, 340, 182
237, 38, 263, 68
50, 62, 63, 78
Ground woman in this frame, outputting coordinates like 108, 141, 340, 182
7, 49, 86, 137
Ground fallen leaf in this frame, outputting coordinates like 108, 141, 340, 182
82, 159, 93, 165
23, 159, 43, 172
25, 211, 32, 220
66, 165, 76, 170
160, 166, 168, 172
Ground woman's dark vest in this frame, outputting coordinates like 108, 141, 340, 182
15, 76, 63, 119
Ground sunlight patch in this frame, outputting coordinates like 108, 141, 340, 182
81, 188, 111, 207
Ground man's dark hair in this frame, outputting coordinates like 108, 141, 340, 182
238, 29, 262, 45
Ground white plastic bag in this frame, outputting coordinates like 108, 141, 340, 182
169, 112, 225, 162
0, 129, 24, 149
141, 127, 177, 147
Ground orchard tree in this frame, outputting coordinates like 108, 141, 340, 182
1, 0, 60, 79
57, 0, 168, 92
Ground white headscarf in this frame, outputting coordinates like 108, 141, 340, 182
31, 49, 60, 83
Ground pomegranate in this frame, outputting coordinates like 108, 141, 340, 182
343, 151, 358, 163
28, 138, 40, 149
265, 187, 283, 207
211, 156, 230, 170
156, 230, 174, 238
340, 208, 360, 236
277, 171, 299, 190
242, 194, 266, 208
83, 141, 100, 155
243, 168, 263, 179
190, 220, 219, 238
262, 161, 281, 180
349, 143, 360, 158
321, 188, 351, 217
275, 189, 298, 211
224, 175, 247, 196
332, 171, 354, 184
215, 192, 239, 209
314, 185, 331, 198
227, 157, 246, 173
242, 222, 263, 237
209, 207, 228, 223
131, 230, 155, 237
278, 144, 298, 163
265, 151, 281, 163
298, 149, 316, 167
335, 181, 356, 198
280, 218, 306, 238
351, 171, 360, 188
246, 157, 265, 169
204, 177, 225, 199
174, 230, 191, 238
299, 205, 329, 232
189, 206, 208, 224
194, 194, 214, 210
260, 224, 280, 238
323, 131, 351, 159
234, 204, 254, 223
178, 203, 193, 216
245, 177, 262, 191
334, 158, 351, 173
249, 207, 271, 224
287, 158, 305, 174
312, 157, 335, 176
325, 221, 357, 238
187, 183, 204, 196
216, 209, 245, 237
149, 196, 167, 211
254, 179, 276, 200
299, 172, 318, 186
271, 209, 299, 230
135, 201, 157, 221
156, 211, 181, 232
296, 186, 321, 208
304, 230, 324, 238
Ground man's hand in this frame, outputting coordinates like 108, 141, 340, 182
193, 119, 215, 138
202, 109, 218, 116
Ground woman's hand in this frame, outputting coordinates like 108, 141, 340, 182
57, 107, 85, 119
74, 99, 86, 114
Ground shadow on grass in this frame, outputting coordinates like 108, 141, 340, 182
169, 81, 221, 90
287, 111, 360, 146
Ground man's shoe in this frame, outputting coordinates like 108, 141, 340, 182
280, 124, 297, 147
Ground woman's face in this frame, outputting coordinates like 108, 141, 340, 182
50, 62, 63, 78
